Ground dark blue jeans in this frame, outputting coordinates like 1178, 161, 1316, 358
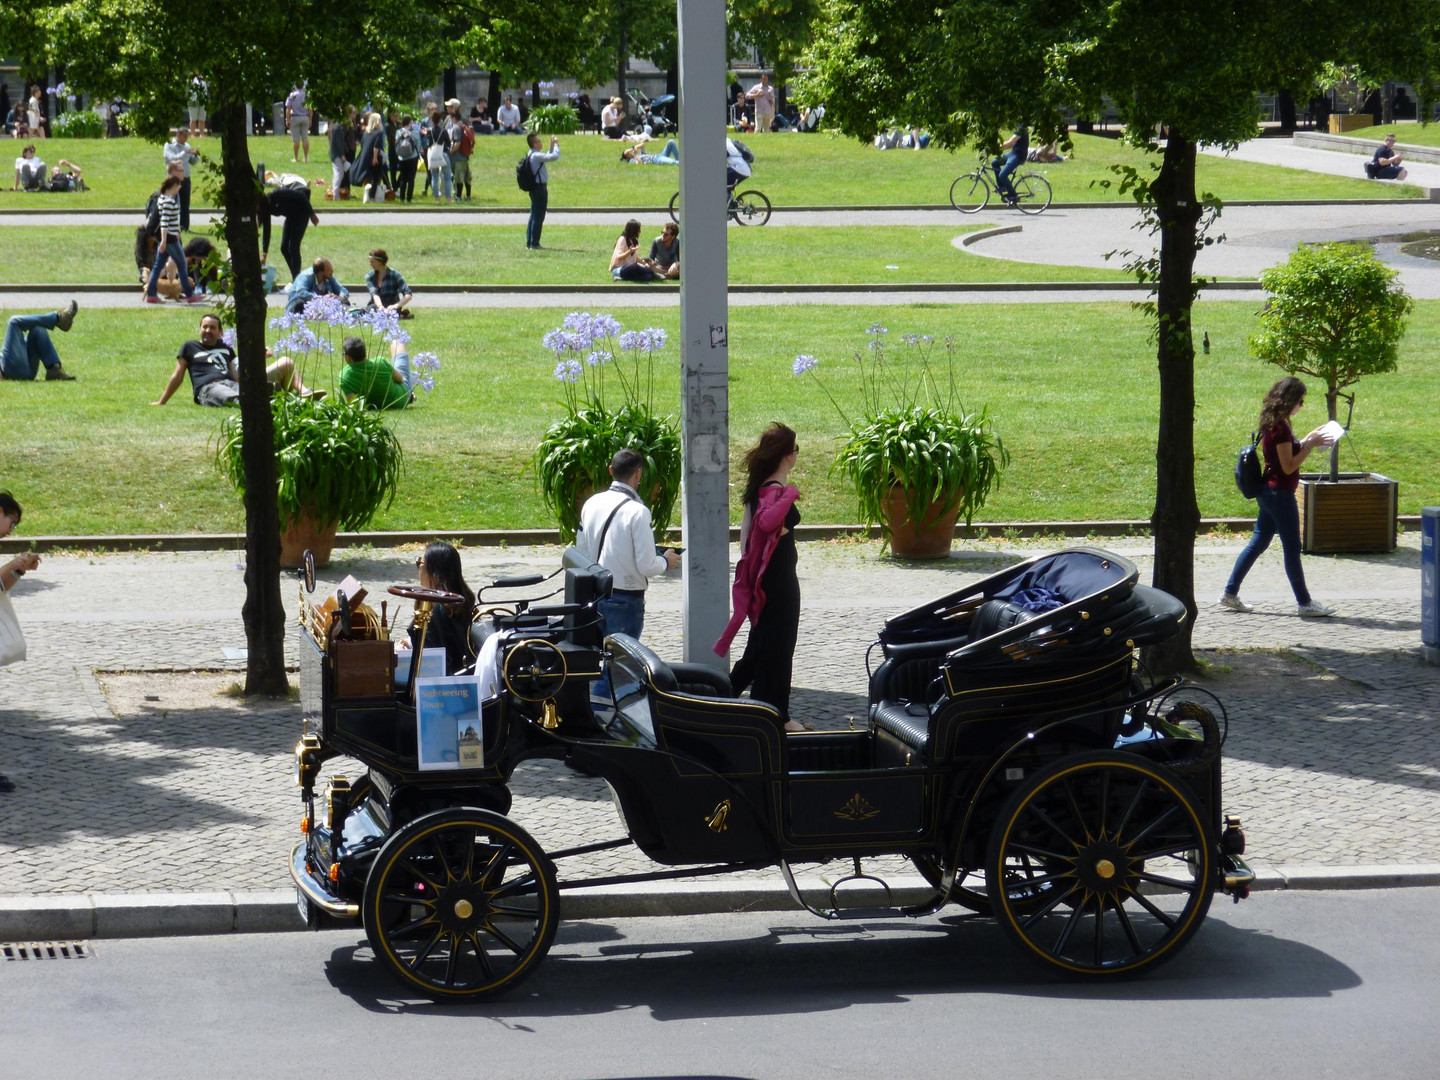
1, 312, 61, 379
147, 235, 195, 299
1226, 485, 1311, 604
592, 591, 645, 704
992, 151, 1022, 199
526, 183, 548, 247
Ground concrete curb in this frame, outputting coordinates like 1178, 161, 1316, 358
3, 865, 1438, 941
0, 280, 1264, 295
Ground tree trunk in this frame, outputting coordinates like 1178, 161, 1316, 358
219, 95, 289, 696
1326, 389, 1340, 482
1143, 135, 1204, 675
617, 25, 629, 102
487, 70, 502, 116
1277, 89, 1297, 134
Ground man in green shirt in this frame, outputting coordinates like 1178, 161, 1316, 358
338, 336, 412, 409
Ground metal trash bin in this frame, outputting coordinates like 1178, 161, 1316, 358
1423, 507, 1439, 665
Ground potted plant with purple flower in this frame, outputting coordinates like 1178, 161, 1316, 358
795, 324, 1008, 558
215, 297, 440, 565
532, 312, 681, 541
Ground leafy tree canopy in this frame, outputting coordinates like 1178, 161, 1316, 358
729, 0, 820, 84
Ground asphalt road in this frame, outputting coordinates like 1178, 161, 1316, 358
3, 888, 1437, 1079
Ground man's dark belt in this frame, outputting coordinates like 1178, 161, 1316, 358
611, 588, 646, 597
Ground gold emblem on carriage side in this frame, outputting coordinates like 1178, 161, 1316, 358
705, 799, 732, 833
834, 793, 880, 821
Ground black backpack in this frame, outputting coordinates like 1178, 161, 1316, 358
731, 138, 755, 164
143, 190, 162, 236
1234, 433, 1263, 499
516, 154, 537, 192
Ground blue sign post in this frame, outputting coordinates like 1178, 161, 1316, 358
1422, 507, 1438, 666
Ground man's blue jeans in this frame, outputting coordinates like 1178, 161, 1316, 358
1, 312, 61, 379
392, 351, 417, 394
1225, 485, 1312, 605
591, 590, 645, 705
993, 151, 1022, 200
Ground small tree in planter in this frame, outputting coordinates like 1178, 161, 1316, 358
795, 325, 1008, 557
532, 313, 681, 542
1250, 242, 1411, 482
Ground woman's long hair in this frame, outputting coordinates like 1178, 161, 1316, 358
741, 422, 798, 509
420, 541, 475, 619
1258, 376, 1307, 435
621, 218, 642, 246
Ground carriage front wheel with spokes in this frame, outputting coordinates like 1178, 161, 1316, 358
668, 188, 772, 226
987, 751, 1216, 977
362, 807, 560, 999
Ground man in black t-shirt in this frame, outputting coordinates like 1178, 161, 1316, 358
1370, 133, 1407, 180
151, 312, 314, 406
993, 124, 1029, 204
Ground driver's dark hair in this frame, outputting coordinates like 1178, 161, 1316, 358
741, 422, 797, 509
610, 448, 644, 482
0, 490, 21, 524
1259, 376, 1307, 435
420, 541, 475, 618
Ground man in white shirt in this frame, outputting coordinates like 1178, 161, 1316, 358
163, 128, 200, 230
576, 448, 681, 648
725, 136, 752, 190
524, 132, 562, 249
285, 84, 310, 162
496, 95, 523, 134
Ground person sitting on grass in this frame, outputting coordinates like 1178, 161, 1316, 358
648, 221, 680, 280
338, 335, 414, 410
13, 144, 44, 190
610, 218, 661, 282
286, 257, 349, 314
620, 138, 680, 165
364, 249, 413, 319
151, 312, 316, 407
1, 301, 79, 381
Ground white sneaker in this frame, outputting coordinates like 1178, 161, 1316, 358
1218, 593, 1253, 613
1298, 600, 1336, 618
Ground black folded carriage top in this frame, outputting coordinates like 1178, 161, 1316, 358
879, 547, 1188, 670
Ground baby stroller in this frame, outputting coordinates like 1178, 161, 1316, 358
628, 88, 676, 136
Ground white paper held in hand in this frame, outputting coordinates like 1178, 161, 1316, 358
1316, 420, 1346, 445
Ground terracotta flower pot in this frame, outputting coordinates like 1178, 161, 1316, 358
280, 510, 339, 568
882, 487, 960, 559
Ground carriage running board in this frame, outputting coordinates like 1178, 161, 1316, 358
779, 857, 948, 920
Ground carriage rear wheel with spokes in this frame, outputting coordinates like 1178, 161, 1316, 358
987, 751, 1215, 976
362, 808, 559, 999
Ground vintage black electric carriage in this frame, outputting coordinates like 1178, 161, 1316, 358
291, 546, 1254, 999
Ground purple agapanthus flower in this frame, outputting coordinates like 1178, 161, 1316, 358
643, 327, 668, 350
792, 354, 818, 375
414, 352, 441, 373
618, 330, 645, 351
221, 329, 237, 349
585, 350, 608, 367
554, 357, 583, 383
866, 322, 887, 335
590, 314, 622, 340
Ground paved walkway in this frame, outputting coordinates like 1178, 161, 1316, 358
1, 537, 1435, 911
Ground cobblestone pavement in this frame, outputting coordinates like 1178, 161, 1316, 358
1, 536, 1435, 899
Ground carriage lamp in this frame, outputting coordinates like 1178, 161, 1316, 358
329, 863, 340, 883
300, 815, 311, 834
326, 777, 353, 832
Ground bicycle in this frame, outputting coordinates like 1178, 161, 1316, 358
668, 186, 772, 226
949, 159, 1052, 216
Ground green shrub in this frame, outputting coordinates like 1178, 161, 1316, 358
526, 104, 579, 135
52, 110, 106, 138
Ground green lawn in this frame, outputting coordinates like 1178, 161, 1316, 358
2, 131, 1422, 211
1346, 121, 1439, 146
3, 300, 1436, 536
0, 224, 1134, 286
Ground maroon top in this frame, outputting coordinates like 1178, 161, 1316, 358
1261, 419, 1302, 493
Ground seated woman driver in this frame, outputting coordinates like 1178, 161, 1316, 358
397, 542, 477, 675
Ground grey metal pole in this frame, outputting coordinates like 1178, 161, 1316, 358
676, 0, 729, 668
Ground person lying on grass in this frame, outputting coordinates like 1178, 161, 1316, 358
339, 335, 415, 410
151, 312, 318, 407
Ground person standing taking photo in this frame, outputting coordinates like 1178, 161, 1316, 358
1, 489, 42, 793
714, 423, 807, 731
1221, 376, 1338, 617
525, 133, 560, 250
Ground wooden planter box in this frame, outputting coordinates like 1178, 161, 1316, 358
1328, 113, 1375, 134
1296, 472, 1398, 554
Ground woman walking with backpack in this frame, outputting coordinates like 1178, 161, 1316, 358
1220, 376, 1338, 617
393, 115, 420, 203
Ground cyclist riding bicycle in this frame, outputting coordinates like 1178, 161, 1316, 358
993, 124, 1029, 205
725, 136, 753, 195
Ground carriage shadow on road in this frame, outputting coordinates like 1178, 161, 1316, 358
321, 910, 1359, 1018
